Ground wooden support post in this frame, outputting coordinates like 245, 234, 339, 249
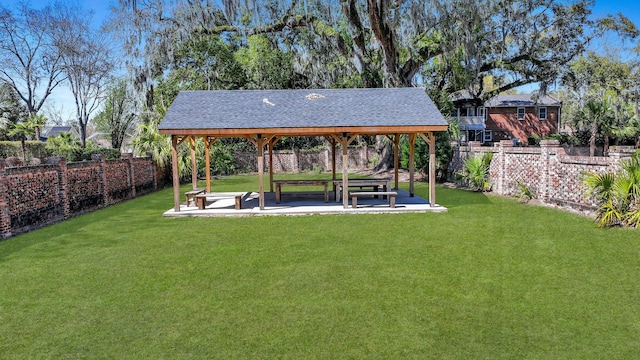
189, 136, 197, 190
428, 132, 436, 207
204, 137, 217, 193
257, 135, 265, 210
331, 138, 337, 192
409, 133, 416, 197
393, 134, 400, 190
204, 138, 211, 193
171, 136, 180, 212
269, 140, 274, 192
341, 137, 349, 209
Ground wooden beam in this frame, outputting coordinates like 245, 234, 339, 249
409, 133, 416, 197
189, 136, 197, 190
204, 136, 218, 193
176, 136, 189, 147
171, 135, 180, 212
340, 136, 349, 209
256, 135, 265, 210
160, 125, 449, 137
268, 139, 274, 192
393, 134, 400, 190
428, 132, 436, 207
331, 138, 336, 189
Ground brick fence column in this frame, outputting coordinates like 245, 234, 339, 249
496, 140, 513, 195
539, 140, 559, 203
122, 153, 136, 198
608, 146, 635, 172
293, 148, 300, 172
93, 154, 109, 206
51, 157, 70, 219
0, 161, 12, 238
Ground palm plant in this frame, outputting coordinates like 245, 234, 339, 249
457, 152, 493, 192
28, 114, 47, 140
584, 150, 640, 228
8, 121, 36, 162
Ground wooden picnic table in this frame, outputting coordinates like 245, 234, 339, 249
333, 178, 392, 202
273, 179, 330, 203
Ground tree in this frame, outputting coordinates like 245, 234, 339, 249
0, 82, 27, 140
93, 79, 138, 150
47, 3, 114, 147
110, 0, 637, 97
579, 101, 614, 157
561, 52, 640, 154
28, 113, 47, 140
0, 3, 66, 116
108, 0, 637, 171
8, 121, 35, 162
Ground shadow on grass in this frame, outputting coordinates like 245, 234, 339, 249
436, 186, 493, 208
401, 182, 493, 208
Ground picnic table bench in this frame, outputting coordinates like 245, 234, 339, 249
195, 192, 248, 210
334, 178, 391, 202
185, 188, 205, 206
350, 191, 398, 208
273, 180, 330, 203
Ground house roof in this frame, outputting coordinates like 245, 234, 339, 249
158, 88, 448, 137
451, 91, 562, 107
484, 94, 562, 107
45, 126, 74, 138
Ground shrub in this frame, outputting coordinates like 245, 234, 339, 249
53, 147, 121, 162
0, 141, 52, 159
457, 152, 493, 191
583, 150, 640, 228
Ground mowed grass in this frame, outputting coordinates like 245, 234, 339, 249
1, 175, 639, 359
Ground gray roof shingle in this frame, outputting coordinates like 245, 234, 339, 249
484, 94, 561, 107
158, 88, 447, 131
452, 91, 561, 107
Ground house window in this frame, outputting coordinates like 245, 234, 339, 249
483, 130, 492, 142
539, 107, 547, 120
466, 107, 475, 117
517, 107, 525, 120
478, 107, 486, 119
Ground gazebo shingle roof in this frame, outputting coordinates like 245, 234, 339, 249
158, 88, 448, 133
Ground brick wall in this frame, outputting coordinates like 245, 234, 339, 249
0, 154, 158, 239
450, 140, 636, 211
234, 147, 376, 173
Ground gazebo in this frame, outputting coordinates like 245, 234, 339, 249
158, 87, 448, 212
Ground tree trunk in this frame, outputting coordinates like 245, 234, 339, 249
374, 136, 394, 171
590, 122, 597, 157
20, 138, 27, 162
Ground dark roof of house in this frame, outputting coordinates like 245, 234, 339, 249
158, 88, 448, 135
44, 126, 73, 138
451, 92, 562, 107
484, 94, 562, 107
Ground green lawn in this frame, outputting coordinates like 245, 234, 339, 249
1, 175, 639, 359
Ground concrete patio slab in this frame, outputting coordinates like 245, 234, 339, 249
163, 190, 447, 217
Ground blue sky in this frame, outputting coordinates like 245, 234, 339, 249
9, 0, 640, 120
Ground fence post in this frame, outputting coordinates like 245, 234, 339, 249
122, 153, 136, 198
0, 161, 12, 238
496, 140, 513, 195
52, 157, 71, 219
93, 154, 109, 206
539, 140, 559, 203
